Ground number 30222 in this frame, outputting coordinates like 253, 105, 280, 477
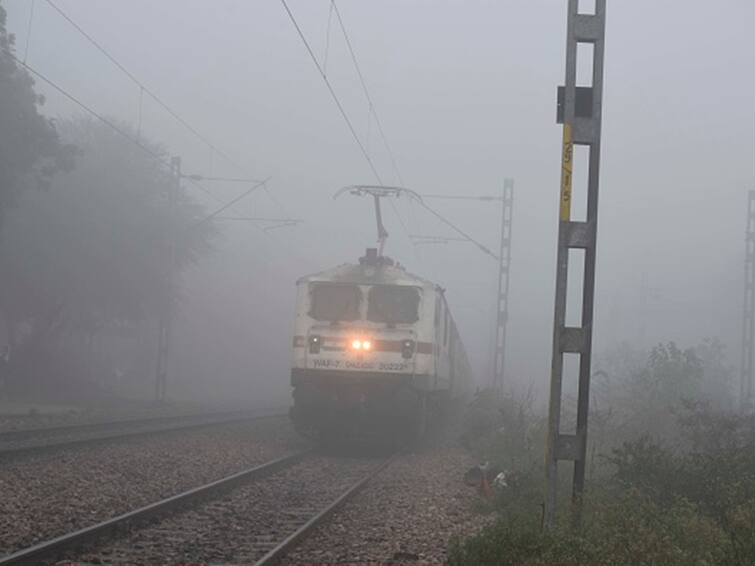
378, 362, 408, 371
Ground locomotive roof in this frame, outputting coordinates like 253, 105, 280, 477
298, 259, 435, 288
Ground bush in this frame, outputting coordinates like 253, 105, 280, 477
449, 492, 732, 565
608, 411, 755, 526
452, 373, 755, 565
727, 499, 755, 564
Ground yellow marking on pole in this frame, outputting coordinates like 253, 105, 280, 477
559, 123, 573, 222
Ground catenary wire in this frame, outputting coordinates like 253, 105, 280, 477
329, 0, 419, 252
280, 0, 383, 186
3, 48, 264, 218
43, 0, 294, 219
282, 1, 493, 260
331, 0, 404, 187
193, 179, 272, 228
44, 0, 238, 172
416, 200, 498, 260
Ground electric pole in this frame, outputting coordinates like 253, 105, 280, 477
741, 190, 755, 410
155, 156, 180, 402
152, 169, 289, 402
492, 179, 514, 396
419, 188, 514, 393
544, 0, 607, 528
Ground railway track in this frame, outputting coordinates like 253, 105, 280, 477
0, 449, 396, 565
255, 453, 397, 565
0, 408, 286, 457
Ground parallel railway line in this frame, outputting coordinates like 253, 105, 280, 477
0, 409, 286, 457
0, 449, 397, 565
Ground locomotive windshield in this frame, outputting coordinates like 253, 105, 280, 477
367, 285, 420, 324
309, 283, 361, 321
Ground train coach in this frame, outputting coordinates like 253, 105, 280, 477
290, 247, 473, 442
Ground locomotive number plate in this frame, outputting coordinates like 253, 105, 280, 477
310, 359, 409, 372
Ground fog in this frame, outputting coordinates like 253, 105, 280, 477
4, 0, 754, 407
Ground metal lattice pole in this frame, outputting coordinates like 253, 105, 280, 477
493, 179, 514, 395
155, 156, 180, 403
741, 190, 755, 410
544, 0, 607, 529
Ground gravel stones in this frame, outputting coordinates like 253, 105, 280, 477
0, 416, 301, 554
2, 414, 491, 565
281, 442, 492, 565
77, 455, 382, 565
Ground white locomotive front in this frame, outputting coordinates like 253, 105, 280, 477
290, 248, 471, 441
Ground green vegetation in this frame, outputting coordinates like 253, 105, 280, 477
452, 342, 754, 565
0, 2, 74, 214
0, 5, 215, 398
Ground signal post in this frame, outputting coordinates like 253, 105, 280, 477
544, 0, 607, 528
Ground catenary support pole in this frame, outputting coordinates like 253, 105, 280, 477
492, 179, 514, 396
155, 156, 180, 402
741, 190, 755, 410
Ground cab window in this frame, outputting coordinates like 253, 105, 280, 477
309, 283, 361, 321
367, 285, 420, 324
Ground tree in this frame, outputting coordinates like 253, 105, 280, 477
0, 116, 215, 394
696, 338, 735, 410
609, 342, 704, 441
0, 1, 73, 218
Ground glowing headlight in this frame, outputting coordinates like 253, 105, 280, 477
351, 339, 362, 350
308, 335, 321, 354
350, 339, 372, 351
362, 340, 372, 350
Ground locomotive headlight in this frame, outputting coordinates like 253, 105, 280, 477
401, 339, 415, 359
350, 338, 372, 351
308, 335, 321, 354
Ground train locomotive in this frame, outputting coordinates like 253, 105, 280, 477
290, 247, 473, 441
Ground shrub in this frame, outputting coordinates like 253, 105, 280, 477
449, 492, 731, 566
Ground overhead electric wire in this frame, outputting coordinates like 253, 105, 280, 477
5, 48, 166, 166
331, 0, 404, 187
3, 48, 270, 223
43, 0, 294, 220
185, 175, 266, 184
388, 199, 411, 236
216, 217, 303, 222
44, 0, 237, 171
422, 194, 503, 201
330, 0, 417, 251
192, 179, 272, 228
280, 0, 383, 185
23, 0, 35, 64
281, 0, 493, 260
416, 200, 498, 260
283, 0, 419, 253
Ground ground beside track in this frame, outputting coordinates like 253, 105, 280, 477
0, 416, 302, 554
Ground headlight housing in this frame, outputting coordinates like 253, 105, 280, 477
308, 335, 321, 354
401, 339, 415, 359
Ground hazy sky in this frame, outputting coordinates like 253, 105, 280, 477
5, 1, 755, 403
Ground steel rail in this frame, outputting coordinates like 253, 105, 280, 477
255, 452, 398, 565
0, 410, 287, 457
0, 450, 310, 566
0, 409, 282, 441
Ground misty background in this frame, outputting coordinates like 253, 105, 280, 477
4, 0, 754, 407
